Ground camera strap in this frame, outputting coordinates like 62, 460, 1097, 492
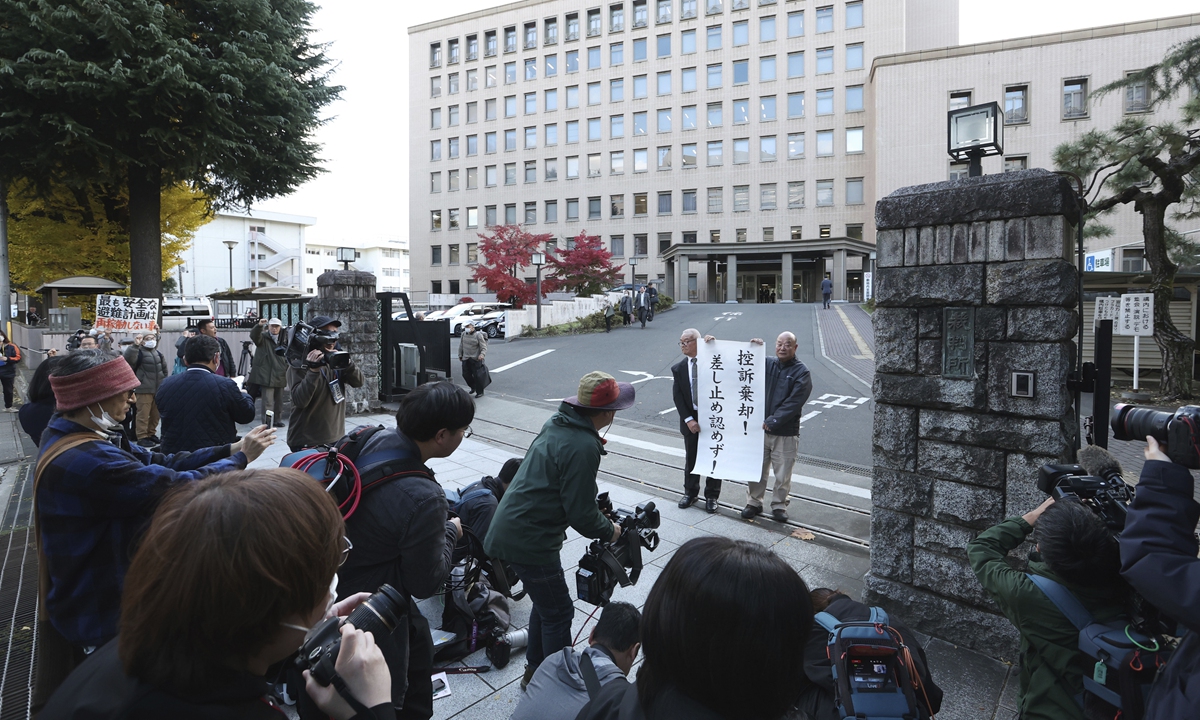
580, 651, 602, 701
329, 674, 374, 718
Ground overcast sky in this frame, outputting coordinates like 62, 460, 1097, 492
256, 0, 1199, 243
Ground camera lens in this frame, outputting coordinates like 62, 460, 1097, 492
1111, 403, 1173, 443
343, 584, 408, 639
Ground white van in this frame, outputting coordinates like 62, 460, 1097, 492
160, 295, 215, 332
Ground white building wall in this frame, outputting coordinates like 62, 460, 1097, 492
182, 209, 315, 296
304, 237, 412, 294
870, 14, 1200, 262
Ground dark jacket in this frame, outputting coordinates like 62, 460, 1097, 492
286, 363, 364, 450
247, 323, 288, 388
484, 403, 615, 566
968, 517, 1127, 720
619, 296, 632, 315
124, 345, 169, 394
175, 334, 189, 360
763, 356, 812, 436
213, 336, 235, 378
0, 342, 19, 378
41, 639, 395, 720
37, 417, 247, 647
821, 278, 833, 294
799, 594, 943, 720
671, 356, 698, 434
453, 475, 505, 562
156, 366, 256, 453
575, 681, 725, 720
1120, 459, 1200, 720
19, 399, 56, 446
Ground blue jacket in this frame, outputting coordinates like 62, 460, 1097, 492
155, 366, 256, 454
1120, 460, 1200, 720
764, 357, 813, 436
37, 417, 247, 646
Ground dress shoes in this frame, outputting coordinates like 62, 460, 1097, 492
705, 498, 718, 513
678, 494, 697, 509
741, 504, 761, 519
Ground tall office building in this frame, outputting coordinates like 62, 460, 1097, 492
410, 0, 958, 305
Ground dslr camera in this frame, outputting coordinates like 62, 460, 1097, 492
1111, 403, 1200, 468
576, 492, 661, 606
295, 584, 408, 686
285, 320, 352, 370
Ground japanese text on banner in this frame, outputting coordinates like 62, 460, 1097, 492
697, 339, 766, 484
94, 294, 160, 333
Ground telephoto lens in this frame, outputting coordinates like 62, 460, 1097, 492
1111, 404, 1172, 443
299, 584, 409, 686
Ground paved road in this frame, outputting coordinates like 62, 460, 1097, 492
467, 302, 875, 467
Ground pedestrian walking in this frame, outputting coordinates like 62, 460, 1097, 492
673, 329, 722, 513
647, 284, 659, 321
604, 299, 615, 332
459, 322, 489, 398
635, 286, 649, 329
0, 331, 21, 412
248, 318, 288, 426
821, 275, 833, 309
619, 291, 633, 326
122, 333, 169, 445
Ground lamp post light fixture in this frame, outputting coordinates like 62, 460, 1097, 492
222, 240, 238, 290
628, 255, 639, 288
947, 101, 1003, 177
531, 251, 546, 330
337, 247, 356, 271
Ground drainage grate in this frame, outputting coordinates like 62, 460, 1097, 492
795, 453, 873, 478
0, 464, 37, 720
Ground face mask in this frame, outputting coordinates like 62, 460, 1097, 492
88, 403, 122, 432
280, 573, 339, 634
143, 340, 157, 349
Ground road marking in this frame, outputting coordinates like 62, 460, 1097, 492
799, 410, 822, 424
834, 305, 874, 358
620, 370, 672, 384
603, 431, 870, 499
492, 349, 556, 373
855, 397, 870, 405
658, 407, 677, 415
810, 394, 871, 410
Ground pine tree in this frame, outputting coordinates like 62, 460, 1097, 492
1053, 35, 1200, 398
471, 225, 553, 307
545, 230, 623, 297
0, 0, 340, 299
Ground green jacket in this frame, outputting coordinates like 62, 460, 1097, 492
967, 517, 1126, 720
484, 403, 616, 566
248, 323, 288, 387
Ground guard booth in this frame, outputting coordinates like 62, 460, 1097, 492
207, 287, 313, 329
378, 292, 453, 401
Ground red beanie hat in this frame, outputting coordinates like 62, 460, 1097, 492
50, 357, 141, 412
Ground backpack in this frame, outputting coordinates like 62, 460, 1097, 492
435, 562, 512, 664
814, 607, 930, 720
1026, 574, 1171, 720
281, 424, 433, 520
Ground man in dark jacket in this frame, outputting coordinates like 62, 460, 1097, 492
451, 457, 521, 563
325, 381, 469, 720
123, 333, 169, 445
196, 319, 235, 377
248, 318, 288, 426
286, 315, 364, 451
1121, 437, 1200, 719
485, 371, 630, 689
673, 328, 722, 513
968, 497, 1127, 720
738, 332, 812, 522
619, 291, 633, 326
156, 335, 257, 453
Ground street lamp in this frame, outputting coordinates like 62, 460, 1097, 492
947, 101, 1003, 177
222, 240, 238, 289
337, 247, 356, 271
628, 255, 639, 288
531, 251, 546, 330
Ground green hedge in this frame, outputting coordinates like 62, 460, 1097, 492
519, 293, 676, 338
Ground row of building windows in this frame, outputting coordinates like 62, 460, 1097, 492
948, 75, 1152, 128
429, 40, 862, 97
428, 0, 863, 69
428, 179, 864, 232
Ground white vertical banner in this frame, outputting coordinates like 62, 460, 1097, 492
696, 340, 766, 483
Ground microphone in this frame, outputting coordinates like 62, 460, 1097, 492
1079, 444, 1126, 485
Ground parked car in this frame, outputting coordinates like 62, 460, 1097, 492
434, 302, 512, 336
475, 309, 507, 338
161, 295, 215, 332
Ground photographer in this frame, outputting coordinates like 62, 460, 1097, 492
287, 316, 363, 452
249, 318, 288, 427
484, 371, 631, 689
967, 497, 1127, 720
156, 335, 257, 453
510, 601, 640, 720
41, 468, 395, 720
309, 381, 471, 720
1120, 437, 1200, 719
452, 457, 521, 563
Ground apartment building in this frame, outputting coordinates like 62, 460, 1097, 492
303, 237, 412, 294
870, 14, 1200, 272
181, 209, 315, 296
410, 0, 957, 304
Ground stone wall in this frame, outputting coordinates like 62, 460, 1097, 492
505, 291, 625, 336
306, 270, 382, 413
867, 169, 1081, 658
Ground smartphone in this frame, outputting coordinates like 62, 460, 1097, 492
266, 410, 274, 427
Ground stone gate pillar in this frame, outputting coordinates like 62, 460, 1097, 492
306, 270, 382, 414
867, 169, 1081, 656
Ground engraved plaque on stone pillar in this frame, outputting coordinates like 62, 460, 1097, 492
942, 307, 974, 378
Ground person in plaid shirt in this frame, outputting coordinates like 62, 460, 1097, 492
38, 351, 276, 653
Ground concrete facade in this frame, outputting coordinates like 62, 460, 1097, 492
870, 13, 1200, 267
181, 209, 316, 296
410, 0, 958, 305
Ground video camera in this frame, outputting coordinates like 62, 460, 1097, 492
576, 492, 661, 607
285, 320, 352, 370
295, 584, 408, 686
1036, 463, 1133, 537
1111, 403, 1200, 468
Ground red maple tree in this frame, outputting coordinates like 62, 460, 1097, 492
471, 225, 552, 307
545, 230, 623, 297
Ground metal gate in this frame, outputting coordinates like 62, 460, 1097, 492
378, 293, 453, 401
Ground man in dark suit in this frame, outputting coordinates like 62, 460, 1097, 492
672, 328, 722, 513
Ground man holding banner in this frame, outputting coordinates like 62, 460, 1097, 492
745, 332, 812, 522
673, 329, 723, 513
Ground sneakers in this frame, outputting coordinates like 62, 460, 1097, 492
740, 504, 761, 519
772, 508, 789, 522
678, 495, 697, 509
520, 663, 536, 692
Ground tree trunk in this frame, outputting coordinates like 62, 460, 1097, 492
1142, 197, 1195, 398
127, 165, 162, 299
0, 178, 9, 325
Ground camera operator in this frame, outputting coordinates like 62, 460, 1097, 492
967, 497, 1127, 720
1120, 437, 1200, 719
41, 468, 395, 720
156, 335, 257, 453
510, 601, 641, 720
287, 316, 363, 452
301, 381, 471, 720
484, 371, 632, 690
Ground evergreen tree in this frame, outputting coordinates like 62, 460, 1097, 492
1054, 35, 1200, 398
0, 0, 340, 299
